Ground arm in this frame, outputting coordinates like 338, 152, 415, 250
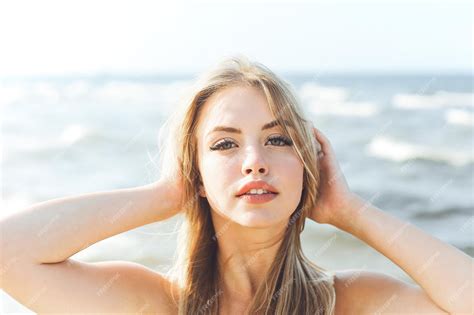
309, 126, 473, 314
0, 179, 184, 313
0, 180, 182, 265
335, 194, 472, 314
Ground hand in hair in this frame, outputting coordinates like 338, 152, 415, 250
308, 126, 356, 228
156, 170, 186, 216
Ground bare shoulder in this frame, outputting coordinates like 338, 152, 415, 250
114, 260, 180, 314
332, 269, 448, 315
1, 258, 179, 314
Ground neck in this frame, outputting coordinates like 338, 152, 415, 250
211, 210, 287, 301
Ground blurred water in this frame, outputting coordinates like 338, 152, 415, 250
1, 73, 473, 312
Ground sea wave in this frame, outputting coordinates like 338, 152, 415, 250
2, 123, 92, 158
412, 206, 473, 220
0, 80, 192, 115
445, 109, 474, 126
366, 136, 473, 166
299, 82, 378, 117
393, 91, 473, 109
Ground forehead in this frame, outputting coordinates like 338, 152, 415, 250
197, 85, 274, 136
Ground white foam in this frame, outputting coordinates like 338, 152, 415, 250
445, 109, 474, 126
366, 136, 473, 166
93, 80, 191, 115
335, 101, 378, 117
299, 83, 348, 103
299, 83, 378, 117
59, 124, 89, 145
393, 91, 474, 109
2, 124, 91, 157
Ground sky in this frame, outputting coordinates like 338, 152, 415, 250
0, 0, 472, 77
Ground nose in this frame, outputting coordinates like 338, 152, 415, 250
241, 147, 268, 176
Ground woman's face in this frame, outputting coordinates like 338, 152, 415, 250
195, 85, 304, 228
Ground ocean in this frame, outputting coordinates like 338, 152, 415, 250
1, 73, 472, 312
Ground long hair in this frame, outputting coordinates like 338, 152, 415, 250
157, 55, 336, 315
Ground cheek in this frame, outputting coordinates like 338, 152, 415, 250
276, 157, 305, 205
200, 153, 240, 200
273, 151, 304, 177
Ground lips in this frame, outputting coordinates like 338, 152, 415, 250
235, 180, 279, 197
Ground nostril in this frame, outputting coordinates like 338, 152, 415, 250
245, 167, 266, 175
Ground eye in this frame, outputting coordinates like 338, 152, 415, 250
209, 135, 293, 151
266, 135, 293, 146
209, 138, 237, 151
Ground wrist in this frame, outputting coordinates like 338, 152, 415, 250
329, 193, 368, 234
147, 180, 182, 221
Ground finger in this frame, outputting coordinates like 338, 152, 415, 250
312, 127, 335, 157
312, 127, 329, 145
312, 129, 323, 155
315, 139, 322, 152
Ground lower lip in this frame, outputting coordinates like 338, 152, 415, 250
237, 193, 278, 204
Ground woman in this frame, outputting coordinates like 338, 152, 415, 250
0, 56, 471, 314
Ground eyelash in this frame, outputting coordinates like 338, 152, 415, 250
210, 135, 293, 151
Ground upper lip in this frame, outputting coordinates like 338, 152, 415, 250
235, 180, 279, 197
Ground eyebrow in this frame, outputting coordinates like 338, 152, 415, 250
207, 119, 291, 136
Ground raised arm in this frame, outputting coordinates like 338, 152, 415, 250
332, 194, 472, 314
0, 178, 185, 313
0, 180, 182, 265
309, 126, 472, 314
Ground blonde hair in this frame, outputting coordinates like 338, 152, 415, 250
157, 55, 336, 315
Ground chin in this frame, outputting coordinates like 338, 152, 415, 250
234, 209, 286, 229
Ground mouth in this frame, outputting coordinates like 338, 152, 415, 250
236, 189, 279, 198
236, 191, 279, 204
235, 180, 279, 198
